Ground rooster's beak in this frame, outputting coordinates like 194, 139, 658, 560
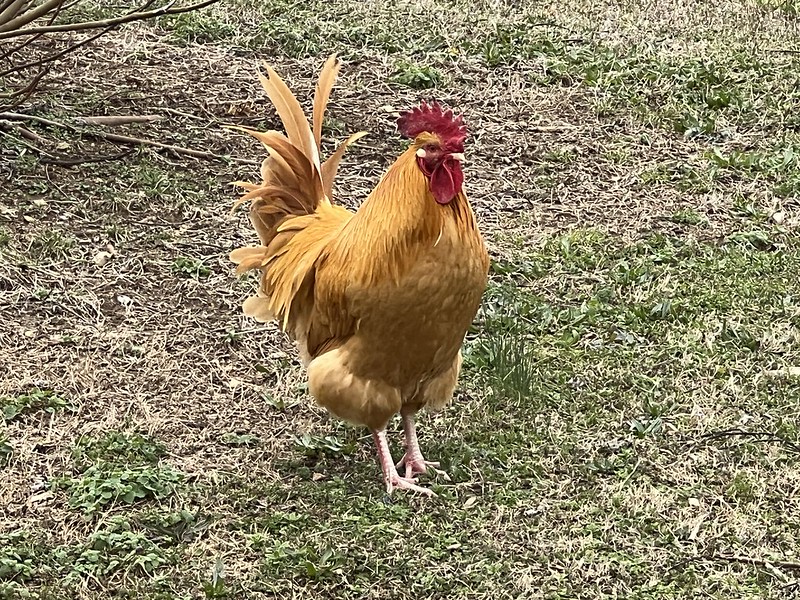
449, 153, 465, 162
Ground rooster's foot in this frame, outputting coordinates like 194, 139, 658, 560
373, 428, 436, 497
385, 472, 436, 496
395, 454, 450, 481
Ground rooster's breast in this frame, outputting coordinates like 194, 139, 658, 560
344, 229, 488, 395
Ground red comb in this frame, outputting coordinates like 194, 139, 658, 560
397, 101, 467, 150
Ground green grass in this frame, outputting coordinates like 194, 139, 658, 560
55, 431, 185, 514
27, 230, 76, 260
1, 389, 70, 421
391, 61, 443, 89
0, 433, 192, 594
0, 436, 11, 465
180, 229, 798, 598
171, 255, 212, 279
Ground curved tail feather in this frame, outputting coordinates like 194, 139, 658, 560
229, 54, 364, 341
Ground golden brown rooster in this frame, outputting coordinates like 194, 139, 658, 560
230, 55, 489, 496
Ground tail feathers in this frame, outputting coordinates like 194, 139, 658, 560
313, 54, 340, 150
321, 131, 368, 200
258, 63, 321, 170
230, 205, 351, 333
230, 54, 365, 333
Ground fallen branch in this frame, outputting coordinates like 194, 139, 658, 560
0, 0, 221, 40
16, 124, 52, 146
40, 149, 135, 166
711, 553, 800, 571
0, 111, 71, 129
93, 130, 243, 161
0, 113, 258, 165
0, 127, 57, 158
77, 115, 165, 126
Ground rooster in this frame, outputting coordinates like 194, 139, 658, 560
230, 55, 489, 496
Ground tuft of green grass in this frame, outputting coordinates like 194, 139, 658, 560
71, 430, 166, 470
292, 433, 355, 458
468, 333, 539, 402
708, 144, 800, 198
136, 509, 206, 545
219, 432, 259, 447
391, 61, 443, 89
202, 558, 228, 599
172, 256, 211, 279
55, 431, 184, 514
757, 0, 800, 16
28, 230, 76, 260
159, 10, 236, 45
668, 208, 706, 226
1, 389, 69, 421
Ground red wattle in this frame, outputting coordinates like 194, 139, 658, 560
430, 159, 463, 205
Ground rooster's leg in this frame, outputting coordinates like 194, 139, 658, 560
372, 429, 434, 497
395, 413, 449, 480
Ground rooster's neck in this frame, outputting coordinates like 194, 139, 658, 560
358, 147, 469, 239
337, 147, 477, 287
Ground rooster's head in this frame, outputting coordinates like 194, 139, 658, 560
397, 101, 467, 205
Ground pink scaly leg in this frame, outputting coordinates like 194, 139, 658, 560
372, 429, 435, 497
395, 413, 449, 481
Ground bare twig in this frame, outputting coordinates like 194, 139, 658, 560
77, 115, 165, 126
162, 107, 207, 122
0, 0, 221, 40
40, 149, 135, 166
0, 111, 72, 129
711, 553, 800, 571
700, 428, 800, 454
92, 130, 243, 161
0, 67, 48, 105
0, 112, 258, 164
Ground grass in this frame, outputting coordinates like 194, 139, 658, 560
1, 0, 799, 598
1, 389, 70, 421
391, 61, 443, 89
56, 432, 184, 514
